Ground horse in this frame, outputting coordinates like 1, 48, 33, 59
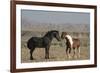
27, 30, 61, 60
61, 32, 80, 59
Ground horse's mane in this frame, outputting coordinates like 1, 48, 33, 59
44, 30, 58, 37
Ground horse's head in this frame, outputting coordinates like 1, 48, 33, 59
61, 32, 67, 39
50, 30, 61, 41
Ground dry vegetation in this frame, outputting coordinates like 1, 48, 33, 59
21, 24, 90, 63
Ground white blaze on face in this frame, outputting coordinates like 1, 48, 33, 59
65, 35, 73, 48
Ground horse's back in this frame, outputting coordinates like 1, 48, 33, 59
73, 38, 80, 48
73, 38, 80, 42
27, 37, 43, 49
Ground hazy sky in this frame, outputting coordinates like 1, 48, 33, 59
21, 10, 90, 24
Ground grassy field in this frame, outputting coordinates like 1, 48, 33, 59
21, 31, 90, 63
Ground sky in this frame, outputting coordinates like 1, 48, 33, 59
21, 9, 90, 25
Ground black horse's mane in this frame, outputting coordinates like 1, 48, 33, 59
44, 30, 58, 37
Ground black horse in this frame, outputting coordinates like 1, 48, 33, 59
27, 30, 61, 60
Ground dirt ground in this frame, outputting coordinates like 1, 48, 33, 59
21, 44, 90, 63
21, 30, 90, 63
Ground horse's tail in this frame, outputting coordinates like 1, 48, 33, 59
27, 38, 34, 50
27, 40, 31, 50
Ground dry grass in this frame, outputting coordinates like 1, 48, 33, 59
21, 30, 90, 63
21, 42, 90, 63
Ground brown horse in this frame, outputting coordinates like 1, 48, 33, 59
61, 32, 80, 59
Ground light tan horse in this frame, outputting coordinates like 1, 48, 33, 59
61, 32, 80, 59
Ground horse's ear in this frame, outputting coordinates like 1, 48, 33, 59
62, 32, 67, 35
64, 32, 67, 35
62, 32, 64, 33
61, 32, 64, 39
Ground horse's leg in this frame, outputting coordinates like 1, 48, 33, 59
30, 48, 35, 60
72, 47, 76, 59
77, 47, 80, 58
72, 47, 75, 58
66, 47, 69, 58
73, 47, 79, 59
66, 47, 71, 59
68, 48, 72, 59
45, 46, 49, 59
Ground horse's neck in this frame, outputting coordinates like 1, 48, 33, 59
65, 35, 73, 47
44, 33, 53, 40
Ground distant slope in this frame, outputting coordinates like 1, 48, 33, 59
21, 18, 90, 32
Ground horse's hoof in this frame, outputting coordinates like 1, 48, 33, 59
30, 57, 34, 60
45, 57, 49, 59
30, 58, 33, 60
45, 58, 49, 59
